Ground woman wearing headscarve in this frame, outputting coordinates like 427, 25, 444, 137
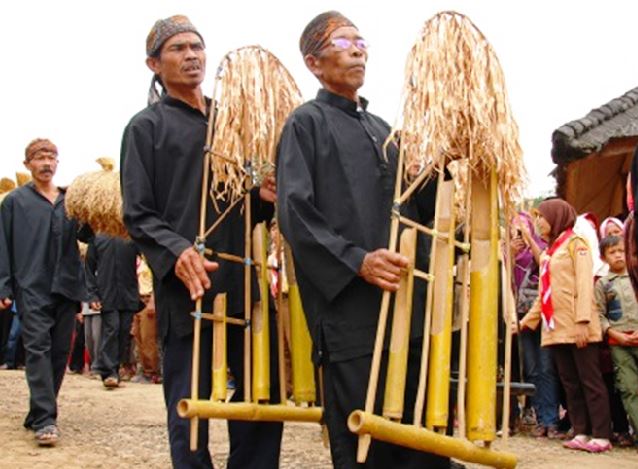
600, 217, 624, 239
520, 199, 612, 453
511, 212, 562, 438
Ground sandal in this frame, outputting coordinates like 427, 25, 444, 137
585, 440, 612, 453
563, 436, 589, 451
35, 424, 59, 446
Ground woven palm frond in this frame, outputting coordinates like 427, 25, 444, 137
392, 11, 525, 215
209, 45, 303, 206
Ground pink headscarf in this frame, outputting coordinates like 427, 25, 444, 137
599, 217, 624, 239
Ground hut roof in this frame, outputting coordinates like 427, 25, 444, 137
551, 86, 638, 164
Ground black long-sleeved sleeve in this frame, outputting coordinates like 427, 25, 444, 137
121, 120, 192, 281
0, 196, 14, 300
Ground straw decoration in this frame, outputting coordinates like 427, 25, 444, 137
391, 11, 525, 214
65, 168, 127, 238
209, 45, 303, 205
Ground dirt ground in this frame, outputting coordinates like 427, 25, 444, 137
1, 369, 637, 469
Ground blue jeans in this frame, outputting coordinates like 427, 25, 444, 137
3, 308, 21, 367
521, 328, 560, 426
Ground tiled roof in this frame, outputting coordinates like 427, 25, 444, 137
551, 87, 638, 164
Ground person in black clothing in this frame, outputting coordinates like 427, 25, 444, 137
85, 234, 140, 388
276, 11, 454, 468
0, 138, 90, 446
120, 15, 281, 468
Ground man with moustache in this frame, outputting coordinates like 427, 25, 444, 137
0, 138, 90, 446
277, 11, 457, 468
120, 15, 281, 468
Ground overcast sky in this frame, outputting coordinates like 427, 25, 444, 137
1, 0, 637, 197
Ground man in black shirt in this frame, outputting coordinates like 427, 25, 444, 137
277, 11, 452, 468
0, 138, 89, 446
85, 234, 140, 388
121, 15, 281, 468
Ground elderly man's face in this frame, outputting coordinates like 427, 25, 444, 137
305, 26, 368, 101
147, 32, 206, 92
24, 151, 58, 183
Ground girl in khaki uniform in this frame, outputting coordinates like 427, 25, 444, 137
521, 199, 612, 453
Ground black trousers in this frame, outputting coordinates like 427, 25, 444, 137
551, 343, 612, 439
20, 298, 77, 431
163, 310, 283, 469
322, 339, 452, 469
97, 309, 135, 380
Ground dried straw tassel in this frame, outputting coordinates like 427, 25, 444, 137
209, 46, 303, 206
391, 11, 525, 217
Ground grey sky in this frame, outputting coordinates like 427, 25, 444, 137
1, 0, 636, 197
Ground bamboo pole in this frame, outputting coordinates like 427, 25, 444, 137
243, 181, 253, 403
348, 411, 517, 469
467, 169, 499, 442
274, 229, 287, 404
426, 179, 456, 431
413, 170, 445, 426
178, 400, 323, 423
212, 294, 228, 401
499, 190, 516, 443
252, 222, 270, 402
456, 178, 473, 439
356, 139, 408, 463
382, 228, 417, 420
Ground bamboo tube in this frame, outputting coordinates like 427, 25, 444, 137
426, 179, 456, 431
456, 180, 473, 439
200, 313, 245, 327
252, 222, 271, 402
178, 400, 323, 423
212, 294, 228, 401
382, 227, 417, 420
284, 240, 316, 404
289, 284, 316, 403
356, 139, 408, 463
348, 411, 517, 469
413, 171, 445, 426
467, 169, 499, 442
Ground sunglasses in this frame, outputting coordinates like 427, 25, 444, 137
329, 37, 369, 51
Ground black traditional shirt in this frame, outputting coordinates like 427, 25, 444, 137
85, 234, 140, 312
276, 89, 438, 362
121, 95, 273, 340
0, 183, 88, 312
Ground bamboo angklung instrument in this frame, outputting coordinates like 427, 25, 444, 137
351, 10, 523, 467
179, 46, 322, 450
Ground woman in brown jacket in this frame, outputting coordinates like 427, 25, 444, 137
520, 198, 612, 453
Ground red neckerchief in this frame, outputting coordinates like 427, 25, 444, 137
539, 228, 573, 330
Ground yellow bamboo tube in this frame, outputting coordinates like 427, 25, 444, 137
212, 294, 228, 402
348, 411, 517, 469
284, 244, 316, 404
426, 179, 456, 430
243, 190, 252, 403
383, 228, 417, 420
178, 400, 323, 423
289, 284, 316, 403
252, 222, 270, 402
467, 169, 499, 442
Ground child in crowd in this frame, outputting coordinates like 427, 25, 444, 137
521, 199, 612, 453
595, 235, 638, 444
600, 217, 624, 239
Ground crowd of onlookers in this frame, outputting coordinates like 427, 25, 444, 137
510, 198, 638, 453
0, 252, 162, 386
